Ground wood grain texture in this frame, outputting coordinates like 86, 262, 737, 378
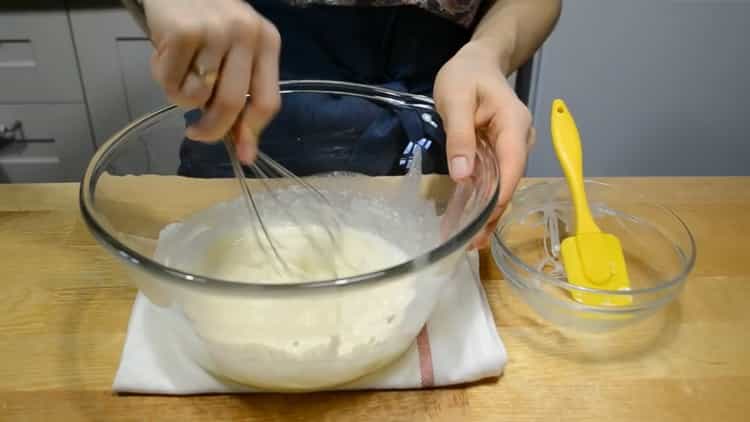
1, 177, 749, 421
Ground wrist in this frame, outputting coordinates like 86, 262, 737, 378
469, 10, 520, 76
460, 37, 515, 76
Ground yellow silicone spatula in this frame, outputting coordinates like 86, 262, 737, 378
550, 99, 632, 306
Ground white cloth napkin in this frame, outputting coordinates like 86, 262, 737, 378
113, 251, 506, 394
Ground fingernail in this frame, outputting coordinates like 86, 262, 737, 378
450, 156, 471, 179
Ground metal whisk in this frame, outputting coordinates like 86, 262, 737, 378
223, 135, 345, 280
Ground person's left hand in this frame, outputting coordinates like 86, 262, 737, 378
434, 40, 536, 250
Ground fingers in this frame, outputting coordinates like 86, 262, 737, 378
527, 125, 537, 151
151, 24, 202, 101
467, 114, 530, 250
440, 181, 474, 242
498, 124, 531, 207
473, 98, 533, 250
186, 43, 253, 142
435, 81, 478, 181
146, 0, 282, 151
470, 214, 501, 250
149, 12, 230, 109
233, 121, 259, 163
191, 23, 226, 87
177, 21, 230, 107
236, 20, 281, 162
179, 72, 210, 106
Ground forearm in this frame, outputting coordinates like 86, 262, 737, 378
471, 0, 562, 75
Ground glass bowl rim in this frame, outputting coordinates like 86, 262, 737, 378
79, 79, 500, 292
490, 179, 696, 296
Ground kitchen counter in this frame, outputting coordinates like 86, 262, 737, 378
1, 177, 749, 421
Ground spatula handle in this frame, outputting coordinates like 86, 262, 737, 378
550, 99, 600, 235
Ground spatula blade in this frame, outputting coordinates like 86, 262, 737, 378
561, 234, 632, 306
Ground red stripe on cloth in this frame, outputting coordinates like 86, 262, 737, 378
416, 325, 434, 387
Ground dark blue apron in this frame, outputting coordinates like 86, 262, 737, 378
178, 1, 473, 178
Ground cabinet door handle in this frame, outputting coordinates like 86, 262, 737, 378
0, 121, 55, 148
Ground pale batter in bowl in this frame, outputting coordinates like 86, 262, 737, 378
158, 210, 420, 390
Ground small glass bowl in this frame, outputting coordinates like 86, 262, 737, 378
491, 179, 695, 332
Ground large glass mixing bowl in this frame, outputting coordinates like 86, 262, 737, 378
80, 81, 499, 391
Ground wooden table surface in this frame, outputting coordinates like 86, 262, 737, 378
1, 177, 749, 421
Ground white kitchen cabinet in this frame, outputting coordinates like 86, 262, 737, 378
68, 7, 168, 144
0, 104, 93, 182
0, 6, 83, 103
0, 4, 95, 183
69, 7, 183, 175
526, 0, 750, 177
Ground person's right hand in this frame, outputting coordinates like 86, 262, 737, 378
143, 0, 281, 162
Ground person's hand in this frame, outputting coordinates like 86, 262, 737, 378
143, 0, 281, 162
434, 41, 536, 250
